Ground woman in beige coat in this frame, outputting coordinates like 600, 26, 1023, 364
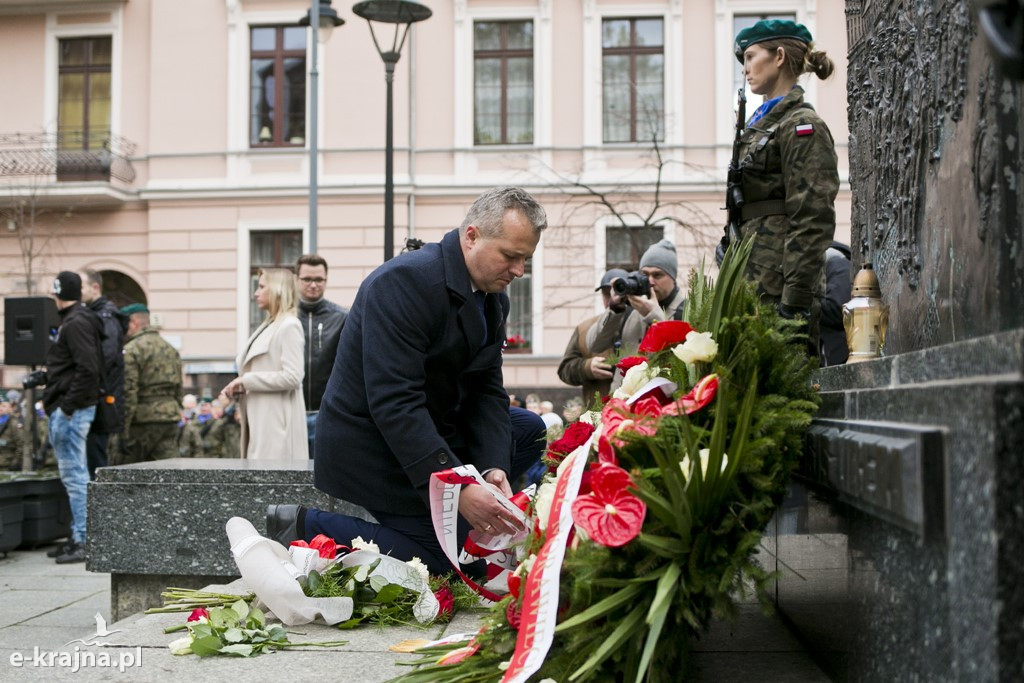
220, 268, 308, 460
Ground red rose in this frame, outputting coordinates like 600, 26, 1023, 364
309, 534, 338, 559
434, 585, 455, 616
506, 600, 522, 630
639, 320, 694, 353
571, 464, 647, 548
615, 355, 647, 376
187, 608, 209, 622
548, 421, 595, 456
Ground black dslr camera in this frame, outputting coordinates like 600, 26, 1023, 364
612, 271, 649, 297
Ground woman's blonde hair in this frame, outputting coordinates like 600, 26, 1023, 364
760, 38, 834, 81
259, 267, 297, 321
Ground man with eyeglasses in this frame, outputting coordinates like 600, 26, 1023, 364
296, 254, 348, 457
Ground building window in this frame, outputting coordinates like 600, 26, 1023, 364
249, 230, 302, 333
474, 20, 534, 145
506, 262, 532, 349
606, 225, 663, 272
57, 36, 111, 152
602, 18, 664, 143
250, 26, 307, 147
733, 13, 796, 102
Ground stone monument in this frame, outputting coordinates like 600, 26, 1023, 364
763, 1, 1024, 681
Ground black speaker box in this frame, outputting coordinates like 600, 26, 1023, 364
4, 297, 60, 367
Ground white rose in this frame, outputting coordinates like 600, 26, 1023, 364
680, 448, 728, 484
534, 481, 556, 531
672, 331, 718, 365
498, 660, 511, 671
578, 410, 602, 427
613, 362, 661, 400
168, 636, 193, 656
406, 556, 430, 583
351, 536, 380, 553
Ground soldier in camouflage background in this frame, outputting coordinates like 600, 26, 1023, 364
732, 19, 839, 356
113, 304, 183, 465
202, 401, 241, 458
0, 391, 29, 471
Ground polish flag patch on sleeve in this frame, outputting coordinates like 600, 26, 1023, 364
795, 123, 814, 136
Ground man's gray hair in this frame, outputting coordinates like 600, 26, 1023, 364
459, 186, 547, 238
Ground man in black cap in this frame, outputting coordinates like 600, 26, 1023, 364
557, 268, 634, 404
24, 271, 102, 563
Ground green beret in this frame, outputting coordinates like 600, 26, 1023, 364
735, 19, 813, 63
120, 303, 149, 316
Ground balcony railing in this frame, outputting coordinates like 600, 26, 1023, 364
0, 131, 136, 183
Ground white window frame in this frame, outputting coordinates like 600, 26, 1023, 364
43, 6, 124, 142
235, 220, 308, 352
227, 4, 319, 183
714, 1, 819, 169
582, 2, 682, 155
453, 2, 552, 179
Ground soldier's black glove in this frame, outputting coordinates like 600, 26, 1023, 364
777, 303, 810, 321
21, 370, 47, 389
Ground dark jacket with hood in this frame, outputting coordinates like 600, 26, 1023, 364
42, 304, 102, 417
297, 297, 348, 412
85, 296, 127, 433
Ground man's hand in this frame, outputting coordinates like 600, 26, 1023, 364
483, 469, 513, 498
627, 286, 657, 317
586, 356, 613, 380
459, 482, 520, 536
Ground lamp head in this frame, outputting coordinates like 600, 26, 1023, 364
300, 0, 345, 44
352, 0, 432, 25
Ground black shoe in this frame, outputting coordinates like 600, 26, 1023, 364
46, 541, 73, 558
54, 542, 86, 564
266, 504, 303, 547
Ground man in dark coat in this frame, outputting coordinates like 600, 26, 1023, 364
79, 268, 126, 477
268, 187, 548, 576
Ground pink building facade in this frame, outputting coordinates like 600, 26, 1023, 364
0, 0, 850, 398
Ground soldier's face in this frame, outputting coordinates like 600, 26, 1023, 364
743, 44, 785, 97
0, 402, 10, 416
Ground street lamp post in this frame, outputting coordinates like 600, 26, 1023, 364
300, 0, 345, 254
352, 0, 432, 262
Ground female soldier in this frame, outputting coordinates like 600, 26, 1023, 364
732, 19, 839, 355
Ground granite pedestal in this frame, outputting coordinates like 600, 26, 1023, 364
86, 459, 373, 620
763, 329, 1024, 681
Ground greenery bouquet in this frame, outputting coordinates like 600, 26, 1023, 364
392, 237, 820, 682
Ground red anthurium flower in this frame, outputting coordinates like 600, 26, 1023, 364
596, 435, 618, 465
615, 355, 647, 376
639, 320, 694, 353
438, 641, 480, 666
601, 399, 659, 447
506, 600, 522, 630
507, 572, 522, 600
187, 608, 209, 622
571, 464, 646, 547
662, 374, 719, 416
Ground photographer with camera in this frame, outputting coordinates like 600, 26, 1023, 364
22, 271, 103, 564
557, 268, 635, 404
618, 239, 687, 350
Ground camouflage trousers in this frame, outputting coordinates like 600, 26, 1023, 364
111, 423, 179, 465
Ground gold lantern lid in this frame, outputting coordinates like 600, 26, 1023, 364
851, 262, 881, 298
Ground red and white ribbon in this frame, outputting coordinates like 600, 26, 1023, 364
429, 465, 529, 602
501, 436, 592, 683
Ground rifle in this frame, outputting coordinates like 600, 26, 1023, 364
722, 87, 748, 252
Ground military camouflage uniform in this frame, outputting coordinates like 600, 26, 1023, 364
736, 85, 839, 350
202, 414, 241, 458
0, 415, 29, 471
114, 327, 182, 465
177, 420, 203, 458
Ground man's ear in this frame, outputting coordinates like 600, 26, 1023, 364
465, 224, 480, 246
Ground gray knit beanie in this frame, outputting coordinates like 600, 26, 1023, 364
639, 239, 678, 280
